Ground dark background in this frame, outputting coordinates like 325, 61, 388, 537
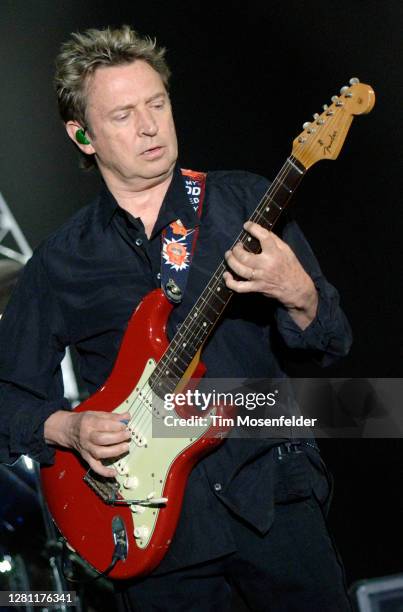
0, 0, 402, 596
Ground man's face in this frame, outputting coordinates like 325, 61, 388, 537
83, 60, 178, 186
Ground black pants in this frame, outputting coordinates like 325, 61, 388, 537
115, 483, 352, 611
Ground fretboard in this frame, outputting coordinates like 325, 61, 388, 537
150, 156, 306, 395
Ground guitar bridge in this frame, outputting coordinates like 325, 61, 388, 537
83, 470, 122, 505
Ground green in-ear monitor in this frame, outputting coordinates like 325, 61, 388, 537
75, 128, 90, 145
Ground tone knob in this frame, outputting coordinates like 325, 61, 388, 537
123, 476, 139, 489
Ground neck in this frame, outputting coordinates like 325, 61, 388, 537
104, 169, 175, 238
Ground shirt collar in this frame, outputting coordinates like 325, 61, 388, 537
98, 163, 202, 235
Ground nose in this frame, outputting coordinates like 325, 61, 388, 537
137, 108, 158, 137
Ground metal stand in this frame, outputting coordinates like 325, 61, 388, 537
0, 191, 79, 402
0, 192, 81, 609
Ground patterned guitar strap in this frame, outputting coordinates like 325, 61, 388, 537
161, 169, 206, 304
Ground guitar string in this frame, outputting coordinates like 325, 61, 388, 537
122, 84, 346, 448
119, 92, 349, 442
120, 156, 306, 453
123, 155, 305, 445
112, 99, 345, 493
113, 158, 299, 477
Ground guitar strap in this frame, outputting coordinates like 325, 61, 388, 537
161, 168, 206, 304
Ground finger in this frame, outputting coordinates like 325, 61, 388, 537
89, 440, 131, 460
95, 419, 132, 433
90, 428, 132, 446
244, 221, 277, 247
87, 456, 117, 478
85, 411, 131, 421
232, 242, 255, 265
84, 412, 132, 432
223, 271, 255, 293
224, 249, 254, 281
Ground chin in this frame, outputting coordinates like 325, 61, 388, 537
142, 158, 176, 178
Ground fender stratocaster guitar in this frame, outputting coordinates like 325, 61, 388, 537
41, 79, 375, 579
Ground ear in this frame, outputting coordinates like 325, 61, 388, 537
65, 121, 96, 155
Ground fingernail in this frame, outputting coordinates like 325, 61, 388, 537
120, 419, 130, 425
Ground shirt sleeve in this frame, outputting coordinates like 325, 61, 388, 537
0, 248, 71, 466
274, 219, 352, 366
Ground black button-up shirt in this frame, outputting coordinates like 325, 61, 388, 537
0, 163, 352, 572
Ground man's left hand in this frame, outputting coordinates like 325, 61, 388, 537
223, 221, 318, 330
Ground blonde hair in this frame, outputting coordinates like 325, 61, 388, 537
54, 25, 171, 169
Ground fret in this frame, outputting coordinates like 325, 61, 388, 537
203, 281, 232, 307
287, 158, 304, 175
155, 156, 307, 381
152, 378, 175, 396
265, 196, 284, 212
199, 292, 226, 313
161, 360, 183, 378
273, 178, 292, 195
175, 325, 210, 358
161, 351, 187, 373
207, 285, 227, 306
170, 352, 188, 369
189, 307, 214, 327
169, 340, 194, 363
178, 324, 203, 347
195, 295, 221, 317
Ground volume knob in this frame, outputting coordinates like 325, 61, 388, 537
123, 476, 139, 489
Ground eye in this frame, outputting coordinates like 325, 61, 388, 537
116, 114, 129, 121
151, 100, 165, 110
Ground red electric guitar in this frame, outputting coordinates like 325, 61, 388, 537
41, 80, 375, 579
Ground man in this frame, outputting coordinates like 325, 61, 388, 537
0, 25, 352, 611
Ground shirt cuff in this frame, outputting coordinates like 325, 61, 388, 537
274, 275, 352, 363
8, 397, 72, 466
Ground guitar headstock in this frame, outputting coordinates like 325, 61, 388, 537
292, 78, 375, 169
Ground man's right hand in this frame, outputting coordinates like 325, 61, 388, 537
44, 410, 132, 477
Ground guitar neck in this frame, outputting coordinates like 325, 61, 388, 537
150, 155, 306, 395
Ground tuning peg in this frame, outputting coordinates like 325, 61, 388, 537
313, 113, 320, 120
302, 122, 311, 129
340, 86, 349, 94
349, 77, 360, 85
322, 104, 328, 110
331, 95, 338, 103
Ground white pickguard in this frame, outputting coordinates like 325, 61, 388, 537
111, 359, 215, 549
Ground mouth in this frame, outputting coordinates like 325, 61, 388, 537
141, 146, 164, 158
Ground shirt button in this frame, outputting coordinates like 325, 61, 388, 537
213, 483, 222, 492
135, 238, 143, 247
156, 272, 161, 280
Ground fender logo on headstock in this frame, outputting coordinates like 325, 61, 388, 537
292, 79, 375, 169
318, 131, 338, 156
